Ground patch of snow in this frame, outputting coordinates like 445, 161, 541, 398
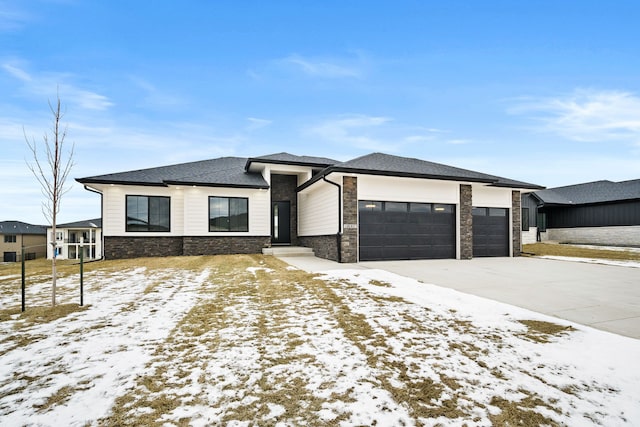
540, 255, 640, 268
246, 266, 275, 275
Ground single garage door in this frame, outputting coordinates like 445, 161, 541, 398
472, 207, 509, 257
359, 200, 456, 261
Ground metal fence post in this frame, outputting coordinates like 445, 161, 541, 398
21, 246, 25, 312
80, 237, 84, 306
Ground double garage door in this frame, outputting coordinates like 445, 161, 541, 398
358, 200, 510, 261
359, 200, 456, 261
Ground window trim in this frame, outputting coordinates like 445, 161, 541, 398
209, 196, 249, 232
125, 195, 171, 233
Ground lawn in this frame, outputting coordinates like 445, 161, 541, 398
1, 255, 639, 426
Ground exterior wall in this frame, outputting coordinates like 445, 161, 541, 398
104, 236, 184, 259
100, 184, 269, 237
459, 184, 473, 260
298, 180, 339, 236
47, 227, 102, 260
358, 175, 460, 204
104, 235, 270, 259
298, 235, 339, 261
1, 234, 46, 261
522, 227, 538, 245
541, 225, 640, 247
341, 176, 358, 263
183, 236, 270, 256
512, 190, 521, 256
472, 185, 512, 208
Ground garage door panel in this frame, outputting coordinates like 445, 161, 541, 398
359, 201, 456, 261
473, 207, 509, 257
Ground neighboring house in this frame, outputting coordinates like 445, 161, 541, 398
77, 152, 543, 262
47, 219, 102, 260
0, 221, 47, 262
522, 179, 640, 246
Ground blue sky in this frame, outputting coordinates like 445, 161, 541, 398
2, 0, 639, 224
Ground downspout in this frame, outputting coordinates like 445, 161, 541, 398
322, 176, 342, 263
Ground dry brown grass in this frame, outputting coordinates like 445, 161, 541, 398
518, 319, 576, 344
523, 243, 640, 261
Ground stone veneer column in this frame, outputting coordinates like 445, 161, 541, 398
512, 190, 521, 257
460, 184, 473, 260
341, 176, 358, 263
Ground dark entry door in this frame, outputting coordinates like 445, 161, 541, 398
472, 207, 509, 257
271, 201, 291, 244
3, 252, 17, 262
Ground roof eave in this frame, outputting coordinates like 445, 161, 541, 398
297, 166, 498, 192
163, 180, 269, 189
245, 158, 334, 172
75, 178, 167, 187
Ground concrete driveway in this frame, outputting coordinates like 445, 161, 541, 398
358, 257, 640, 339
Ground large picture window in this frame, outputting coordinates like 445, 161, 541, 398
209, 197, 248, 232
126, 196, 170, 232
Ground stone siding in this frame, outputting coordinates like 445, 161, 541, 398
459, 184, 473, 260
270, 174, 298, 245
104, 235, 270, 259
542, 225, 640, 246
298, 235, 339, 261
512, 190, 521, 257
183, 236, 270, 256
341, 176, 358, 263
104, 236, 183, 259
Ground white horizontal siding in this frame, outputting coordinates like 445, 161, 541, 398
472, 185, 512, 208
182, 187, 270, 236
299, 181, 339, 236
101, 185, 184, 236
358, 175, 460, 204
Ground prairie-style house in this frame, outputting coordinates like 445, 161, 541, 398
77, 152, 543, 262
0, 221, 46, 262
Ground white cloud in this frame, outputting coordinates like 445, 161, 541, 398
0, 4, 30, 32
308, 114, 395, 151
246, 117, 272, 131
509, 89, 640, 145
282, 54, 363, 78
2, 61, 113, 110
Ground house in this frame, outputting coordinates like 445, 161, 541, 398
522, 179, 640, 246
0, 221, 47, 262
47, 219, 103, 260
76, 152, 543, 262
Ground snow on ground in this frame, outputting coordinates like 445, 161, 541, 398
0, 266, 209, 426
1, 256, 639, 426
539, 255, 640, 268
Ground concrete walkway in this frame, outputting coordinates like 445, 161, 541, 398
280, 255, 640, 339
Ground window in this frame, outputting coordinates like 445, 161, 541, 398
4, 235, 16, 243
209, 197, 248, 232
358, 201, 382, 211
433, 204, 454, 213
522, 208, 530, 231
126, 196, 170, 232
537, 212, 547, 232
385, 202, 408, 212
489, 208, 507, 217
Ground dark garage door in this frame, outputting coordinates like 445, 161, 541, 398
359, 200, 456, 261
473, 207, 509, 257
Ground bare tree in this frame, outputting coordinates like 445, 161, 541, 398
25, 94, 75, 307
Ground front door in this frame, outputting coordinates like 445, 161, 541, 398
271, 201, 291, 244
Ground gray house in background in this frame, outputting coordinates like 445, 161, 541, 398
0, 221, 47, 262
522, 179, 640, 246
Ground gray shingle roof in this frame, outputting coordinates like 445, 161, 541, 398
77, 157, 269, 189
532, 179, 640, 206
0, 221, 46, 235
77, 152, 543, 191
245, 152, 338, 170
327, 153, 543, 189
57, 218, 102, 228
